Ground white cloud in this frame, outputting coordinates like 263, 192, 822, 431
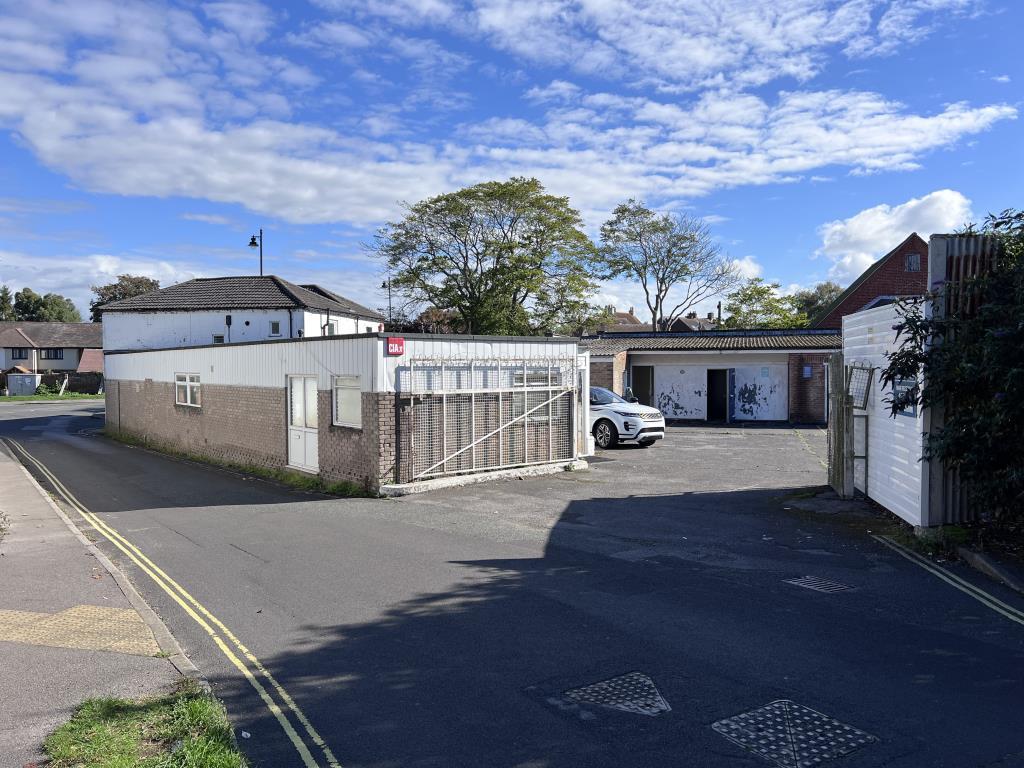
0, 250, 208, 315
731, 255, 763, 279
992, 74, 1011, 83
816, 189, 973, 281
181, 212, 237, 226
319, 0, 980, 91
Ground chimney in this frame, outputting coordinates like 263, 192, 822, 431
606, 304, 615, 314
707, 312, 714, 321
628, 306, 634, 316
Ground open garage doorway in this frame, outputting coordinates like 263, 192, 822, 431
631, 365, 654, 406
707, 369, 729, 422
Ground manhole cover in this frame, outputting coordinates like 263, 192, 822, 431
785, 576, 853, 594
712, 700, 876, 767
562, 671, 670, 717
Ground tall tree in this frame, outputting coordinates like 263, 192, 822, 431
13, 288, 82, 322
596, 200, 739, 332
90, 274, 160, 321
376, 177, 597, 335
0, 285, 13, 320
790, 281, 843, 322
722, 278, 807, 329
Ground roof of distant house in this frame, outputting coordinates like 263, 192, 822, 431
0, 322, 102, 349
76, 348, 104, 373
811, 232, 928, 328
98, 275, 384, 320
581, 329, 841, 355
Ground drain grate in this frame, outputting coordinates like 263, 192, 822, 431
562, 671, 670, 717
712, 700, 876, 767
785, 576, 853, 593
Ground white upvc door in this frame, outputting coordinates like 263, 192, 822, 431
287, 375, 319, 472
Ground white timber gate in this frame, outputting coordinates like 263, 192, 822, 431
398, 358, 578, 481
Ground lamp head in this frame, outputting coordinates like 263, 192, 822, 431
248, 235, 259, 249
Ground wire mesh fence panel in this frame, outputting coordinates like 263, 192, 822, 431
399, 358, 577, 480
846, 365, 873, 410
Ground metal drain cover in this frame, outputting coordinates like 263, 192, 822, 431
785, 576, 853, 593
712, 700, 876, 767
562, 672, 670, 717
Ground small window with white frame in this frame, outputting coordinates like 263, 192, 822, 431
40, 348, 64, 360
332, 375, 361, 428
175, 373, 201, 407
11, 348, 28, 360
269, 320, 281, 336
905, 252, 921, 272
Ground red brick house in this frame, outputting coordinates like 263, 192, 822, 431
812, 233, 928, 329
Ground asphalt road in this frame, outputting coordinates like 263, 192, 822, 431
4, 401, 1024, 768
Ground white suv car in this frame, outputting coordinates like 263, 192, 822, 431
589, 386, 666, 449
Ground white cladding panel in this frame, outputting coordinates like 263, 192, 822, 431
104, 336, 382, 391
843, 305, 925, 526
631, 352, 789, 421
104, 336, 580, 394
382, 338, 580, 392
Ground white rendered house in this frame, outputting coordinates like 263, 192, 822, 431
100, 276, 384, 351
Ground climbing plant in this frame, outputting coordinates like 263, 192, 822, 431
881, 209, 1024, 521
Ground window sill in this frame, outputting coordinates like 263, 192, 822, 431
175, 402, 202, 409
331, 422, 362, 431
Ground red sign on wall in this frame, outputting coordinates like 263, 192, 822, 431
386, 337, 405, 356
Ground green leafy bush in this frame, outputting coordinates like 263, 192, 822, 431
882, 210, 1024, 520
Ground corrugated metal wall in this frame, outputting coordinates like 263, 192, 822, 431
843, 304, 926, 526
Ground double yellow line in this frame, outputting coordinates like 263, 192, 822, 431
873, 534, 1024, 627
5, 438, 341, 768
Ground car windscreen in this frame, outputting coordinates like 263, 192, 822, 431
590, 387, 627, 405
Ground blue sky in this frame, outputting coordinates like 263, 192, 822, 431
0, 0, 1021, 320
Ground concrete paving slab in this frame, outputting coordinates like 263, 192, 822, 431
0, 447, 180, 767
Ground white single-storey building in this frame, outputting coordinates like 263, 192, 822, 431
99, 276, 384, 350
104, 333, 590, 492
583, 330, 841, 424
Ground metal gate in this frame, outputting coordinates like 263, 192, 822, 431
826, 352, 873, 499
398, 358, 578, 481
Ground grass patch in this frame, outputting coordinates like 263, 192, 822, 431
892, 524, 972, 558
44, 679, 246, 768
105, 428, 373, 498
2, 393, 104, 401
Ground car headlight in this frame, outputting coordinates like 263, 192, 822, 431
613, 410, 635, 417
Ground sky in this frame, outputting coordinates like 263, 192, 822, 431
0, 0, 1021, 321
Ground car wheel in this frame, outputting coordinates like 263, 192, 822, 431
593, 419, 618, 449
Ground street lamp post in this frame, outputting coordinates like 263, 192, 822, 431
248, 229, 263, 276
381, 278, 392, 325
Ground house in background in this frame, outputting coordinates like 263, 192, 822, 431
813, 233, 928, 329
598, 307, 718, 333
0, 322, 103, 373
583, 329, 840, 424
100, 275, 384, 351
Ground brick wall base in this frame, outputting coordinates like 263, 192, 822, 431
106, 380, 401, 492
788, 353, 830, 424
106, 380, 287, 469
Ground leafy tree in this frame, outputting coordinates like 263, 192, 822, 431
595, 200, 739, 333
791, 281, 843, 322
376, 177, 597, 335
13, 288, 82, 322
0, 285, 13, 320
722, 278, 807, 329
90, 274, 160, 321
881, 209, 1024, 520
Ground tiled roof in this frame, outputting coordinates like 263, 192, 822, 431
0, 322, 102, 348
581, 331, 841, 355
76, 348, 104, 372
298, 285, 382, 320
99, 276, 383, 319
